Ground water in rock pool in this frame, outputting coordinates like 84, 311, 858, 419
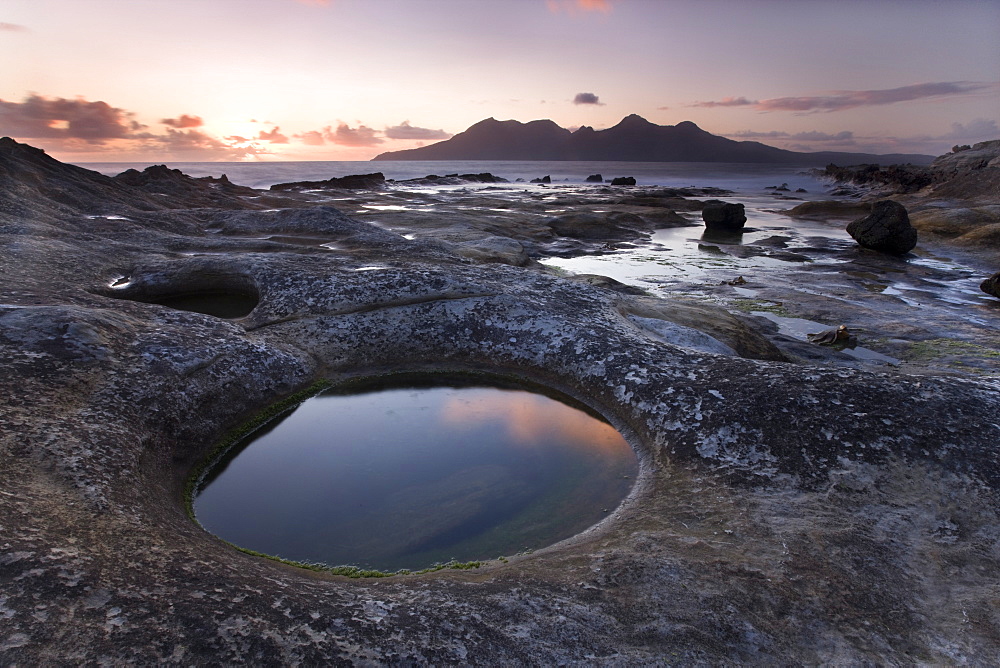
193, 382, 638, 572
151, 292, 258, 319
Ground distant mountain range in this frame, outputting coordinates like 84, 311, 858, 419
372, 115, 933, 165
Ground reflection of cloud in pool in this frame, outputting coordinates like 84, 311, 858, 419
438, 391, 628, 457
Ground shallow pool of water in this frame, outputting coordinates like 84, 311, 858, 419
751, 311, 901, 366
193, 380, 638, 572
152, 292, 258, 319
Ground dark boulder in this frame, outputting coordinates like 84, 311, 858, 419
531, 175, 552, 184
701, 200, 747, 232
611, 176, 637, 186
585, 174, 603, 183
981, 272, 1000, 299
270, 172, 386, 191
457, 173, 507, 183
846, 199, 918, 254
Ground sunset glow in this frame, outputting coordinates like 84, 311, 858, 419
1, 0, 997, 162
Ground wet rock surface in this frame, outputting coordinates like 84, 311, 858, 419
2, 138, 1000, 664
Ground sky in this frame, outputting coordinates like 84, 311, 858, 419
1, 0, 998, 162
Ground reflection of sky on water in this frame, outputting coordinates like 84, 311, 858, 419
544, 196, 999, 335
438, 391, 627, 457
195, 385, 637, 572
544, 200, 853, 287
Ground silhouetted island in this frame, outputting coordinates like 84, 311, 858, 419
372, 115, 932, 165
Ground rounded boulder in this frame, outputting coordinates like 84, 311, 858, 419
846, 199, 918, 254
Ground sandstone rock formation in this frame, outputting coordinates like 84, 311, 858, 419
846, 199, 918, 254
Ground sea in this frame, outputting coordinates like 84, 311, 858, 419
76, 159, 826, 193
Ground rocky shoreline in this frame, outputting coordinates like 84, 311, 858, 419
2, 137, 999, 664
817, 140, 1000, 251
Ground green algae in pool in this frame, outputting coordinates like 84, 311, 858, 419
194, 382, 637, 572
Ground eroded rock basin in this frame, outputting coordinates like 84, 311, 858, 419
193, 378, 637, 572
2, 144, 1000, 664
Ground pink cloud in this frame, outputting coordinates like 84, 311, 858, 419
0, 22, 28, 32
0, 93, 274, 159
258, 126, 290, 144
145, 128, 270, 159
0, 94, 145, 142
161, 114, 204, 129
329, 122, 383, 147
296, 130, 327, 145
291, 123, 383, 146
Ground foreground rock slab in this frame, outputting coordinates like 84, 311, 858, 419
2, 139, 1000, 664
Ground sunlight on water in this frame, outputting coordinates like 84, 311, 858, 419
194, 381, 637, 572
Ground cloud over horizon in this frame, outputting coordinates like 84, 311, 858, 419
258, 126, 290, 144
161, 114, 204, 129
295, 129, 327, 146
0, 94, 274, 159
384, 121, 451, 140
0, 94, 145, 142
573, 92, 603, 106
943, 118, 999, 140
693, 82, 992, 113
726, 115, 999, 155
329, 122, 383, 146
292, 123, 384, 147
694, 96, 755, 109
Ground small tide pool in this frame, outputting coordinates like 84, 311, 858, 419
192, 378, 638, 573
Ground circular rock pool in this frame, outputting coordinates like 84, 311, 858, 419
193, 378, 638, 573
